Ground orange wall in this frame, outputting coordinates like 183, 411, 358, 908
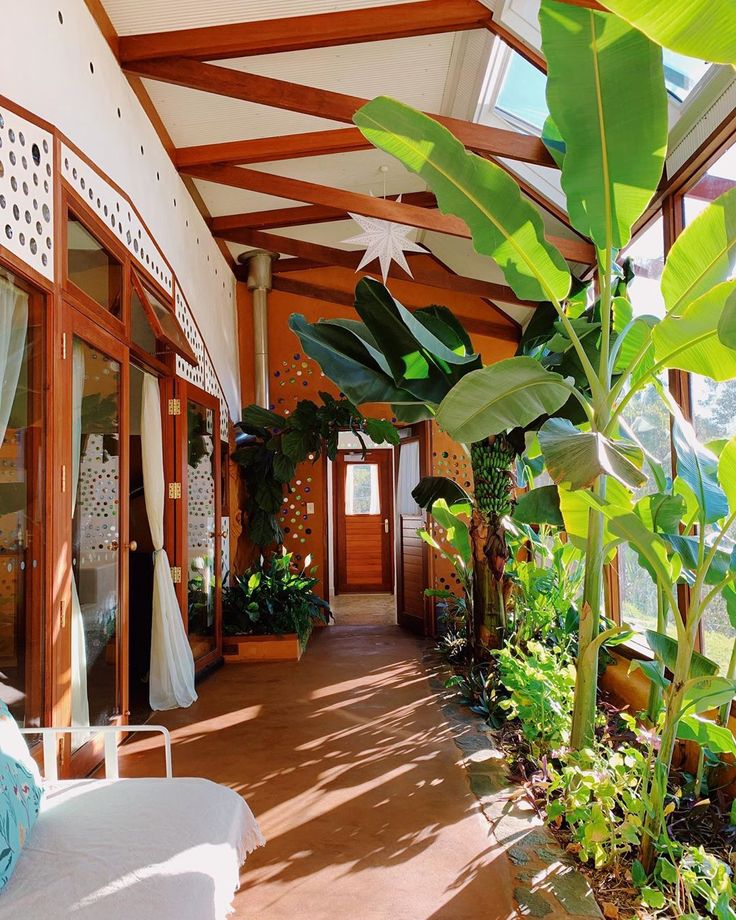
236, 260, 519, 597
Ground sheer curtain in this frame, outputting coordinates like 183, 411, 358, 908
70, 340, 90, 732
0, 275, 28, 447
141, 373, 197, 710
396, 441, 421, 516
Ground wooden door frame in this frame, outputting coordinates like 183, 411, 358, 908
333, 448, 394, 594
177, 379, 223, 673
63, 300, 130, 777
395, 428, 430, 634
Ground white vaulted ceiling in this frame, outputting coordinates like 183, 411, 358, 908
98, 0, 589, 329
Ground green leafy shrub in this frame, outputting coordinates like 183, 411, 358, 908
493, 640, 576, 752
545, 736, 651, 868
222, 550, 331, 647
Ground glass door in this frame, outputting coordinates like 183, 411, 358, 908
0, 269, 45, 725
181, 384, 220, 667
67, 308, 128, 749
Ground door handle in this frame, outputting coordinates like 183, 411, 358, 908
384, 518, 389, 533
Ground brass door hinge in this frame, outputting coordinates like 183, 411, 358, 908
58, 736, 65, 766
168, 482, 182, 499
61, 464, 66, 493
170, 566, 182, 584
168, 398, 181, 416
60, 600, 66, 629
61, 332, 67, 360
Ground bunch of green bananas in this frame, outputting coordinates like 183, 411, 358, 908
470, 437, 516, 520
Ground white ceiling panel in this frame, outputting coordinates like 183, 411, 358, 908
141, 80, 344, 147
103, 0, 434, 36
219, 33, 458, 110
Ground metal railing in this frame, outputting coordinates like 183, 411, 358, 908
18, 725, 173, 780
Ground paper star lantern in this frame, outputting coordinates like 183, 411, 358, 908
343, 200, 425, 282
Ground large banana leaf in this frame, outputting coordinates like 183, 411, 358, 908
353, 97, 571, 303
671, 412, 729, 525
351, 279, 464, 404
429, 499, 471, 567
538, 418, 646, 490
678, 715, 736, 756
558, 479, 631, 556
645, 631, 719, 678
717, 433, 736, 515
634, 493, 686, 535
288, 314, 419, 407
539, 0, 668, 250
597, 0, 736, 65
412, 476, 472, 514
436, 357, 573, 444
513, 484, 564, 527
607, 511, 681, 589
652, 280, 736, 381
661, 188, 736, 316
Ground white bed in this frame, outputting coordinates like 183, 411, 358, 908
0, 776, 264, 920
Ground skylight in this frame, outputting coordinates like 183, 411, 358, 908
494, 52, 547, 135
663, 50, 711, 103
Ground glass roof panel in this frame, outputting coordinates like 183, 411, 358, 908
494, 52, 548, 135
663, 50, 711, 103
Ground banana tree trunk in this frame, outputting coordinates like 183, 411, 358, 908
469, 435, 517, 657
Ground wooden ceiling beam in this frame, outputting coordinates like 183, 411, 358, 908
221, 225, 537, 307
175, 128, 371, 169
210, 192, 437, 232
125, 57, 557, 167
189, 163, 593, 262
267, 274, 518, 342
118, 0, 491, 63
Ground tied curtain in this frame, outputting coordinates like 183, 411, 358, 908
0, 276, 28, 450
141, 373, 197, 710
70, 340, 90, 733
396, 440, 421, 516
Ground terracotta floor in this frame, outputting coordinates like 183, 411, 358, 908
118, 625, 518, 920
330, 592, 397, 626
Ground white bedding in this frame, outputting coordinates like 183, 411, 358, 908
0, 777, 265, 919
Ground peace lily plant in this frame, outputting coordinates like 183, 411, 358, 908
344, 0, 736, 870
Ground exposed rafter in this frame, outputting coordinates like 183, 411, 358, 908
124, 58, 557, 168
220, 225, 537, 308
210, 192, 437, 232
267, 274, 518, 342
189, 163, 593, 262
119, 0, 492, 63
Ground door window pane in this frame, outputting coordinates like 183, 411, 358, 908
67, 214, 122, 316
72, 338, 120, 733
0, 273, 44, 725
187, 401, 216, 660
345, 464, 380, 515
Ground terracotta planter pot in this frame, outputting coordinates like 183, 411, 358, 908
223, 633, 304, 662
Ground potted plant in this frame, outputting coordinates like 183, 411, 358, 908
222, 550, 331, 662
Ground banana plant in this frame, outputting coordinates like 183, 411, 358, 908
583, 414, 736, 869
351, 0, 736, 755
289, 275, 523, 653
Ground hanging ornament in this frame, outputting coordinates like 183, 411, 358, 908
342, 167, 425, 282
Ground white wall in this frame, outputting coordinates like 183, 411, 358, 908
0, 0, 241, 417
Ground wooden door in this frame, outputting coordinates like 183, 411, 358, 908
65, 304, 129, 772
395, 434, 429, 634
178, 382, 222, 671
334, 449, 393, 593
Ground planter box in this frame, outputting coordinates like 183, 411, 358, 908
223, 633, 304, 663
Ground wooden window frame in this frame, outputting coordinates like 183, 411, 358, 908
130, 269, 198, 367
177, 380, 222, 674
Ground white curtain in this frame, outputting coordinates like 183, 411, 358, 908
396, 441, 421, 516
345, 463, 380, 515
141, 373, 197, 710
0, 275, 28, 448
70, 340, 90, 732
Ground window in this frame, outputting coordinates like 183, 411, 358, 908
0, 270, 44, 726
663, 51, 711, 104
617, 216, 674, 635
494, 52, 548, 135
66, 213, 122, 316
345, 464, 380, 515
130, 272, 197, 366
679, 141, 736, 671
